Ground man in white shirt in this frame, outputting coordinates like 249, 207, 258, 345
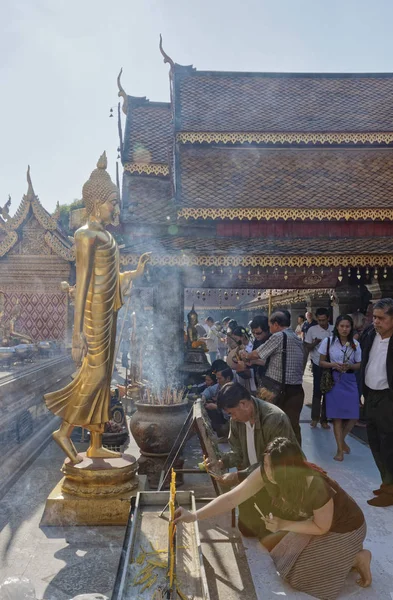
361, 298, 393, 507
304, 307, 333, 428
202, 317, 219, 364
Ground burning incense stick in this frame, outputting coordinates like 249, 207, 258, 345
168, 469, 176, 589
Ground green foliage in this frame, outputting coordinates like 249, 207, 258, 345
57, 199, 84, 235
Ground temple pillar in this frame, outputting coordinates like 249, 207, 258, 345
366, 273, 393, 303
333, 278, 362, 316
288, 301, 307, 331
152, 267, 184, 387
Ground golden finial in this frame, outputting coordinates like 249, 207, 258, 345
97, 151, 108, 170
117, 68, 128, 115
82, 152, 119, 215
159, 34, 175, 69
26, 165, 35, 200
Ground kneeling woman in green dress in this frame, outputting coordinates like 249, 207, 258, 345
175, 437, 371, 600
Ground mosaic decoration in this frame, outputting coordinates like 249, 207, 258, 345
2, 290, 67, 341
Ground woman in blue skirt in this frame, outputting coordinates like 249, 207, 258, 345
319, 315, 362, 462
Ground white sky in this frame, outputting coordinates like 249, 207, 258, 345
1, 0, 393, 215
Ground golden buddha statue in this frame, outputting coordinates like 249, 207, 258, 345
44, 152, 150, 464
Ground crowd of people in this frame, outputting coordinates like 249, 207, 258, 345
176, 298, 393, 599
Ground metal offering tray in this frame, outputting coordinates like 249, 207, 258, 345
112, 491, 210, 600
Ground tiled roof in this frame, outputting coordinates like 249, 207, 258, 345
121, 173, 176, 224
174, 69, 393, 132
123, 97, 172, 164
124, 235, 393, 256
179, 146, 393, 209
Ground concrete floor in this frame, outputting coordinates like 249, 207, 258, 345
0, 375, 393, 599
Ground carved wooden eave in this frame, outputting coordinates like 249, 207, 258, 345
123, 162, 170, 177
177, 207, 393, 222
241, 288, 332, 311
120, 253, 393, 268
0, 167, 74, 260
177, 131, 393, 146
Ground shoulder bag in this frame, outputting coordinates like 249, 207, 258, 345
320, 337, 335, 394
257, 332, 287, 405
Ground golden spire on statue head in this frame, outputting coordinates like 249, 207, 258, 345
82, 151, 119, 216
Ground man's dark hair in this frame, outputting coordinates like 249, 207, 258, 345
216, 367, 234, 382
373, 298, 393, 316
217, 382, 251, 409
227, 319, 238, 331
206, 316, 214, 323
270, 311, 291, 328
222, 316, 231, 324
211, 359, 228, 372
315, 307, 329, 317
250, 315, 269, 331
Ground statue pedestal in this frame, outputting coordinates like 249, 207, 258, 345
41, 453, 146, 526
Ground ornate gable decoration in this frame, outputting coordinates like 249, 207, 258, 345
0, 167, 74, 260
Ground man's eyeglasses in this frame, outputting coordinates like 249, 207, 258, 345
252, 329, 264, 336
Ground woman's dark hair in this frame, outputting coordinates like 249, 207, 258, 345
211, 359, 228, 372
217, 382, 251, 409
250, 315, 269, 331
216, 367, 234, 382
332, 314, 356, 349
231, 326, 250, 340
205, 370, 217, 384
264, 437, 312, 509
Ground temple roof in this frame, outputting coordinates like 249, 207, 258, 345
0, 168, 73, 260
123, 97, 172, 164
121, 174, 175, 225
174, 69, 393, 132
123, 235, 393, 255
178, 146, 393, 213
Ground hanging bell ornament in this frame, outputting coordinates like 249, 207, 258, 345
338, 268, 343, 282
383, 266, 388, 279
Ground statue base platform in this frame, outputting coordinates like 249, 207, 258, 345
41, 452, 146, 526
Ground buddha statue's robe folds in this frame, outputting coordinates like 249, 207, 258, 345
44, 230, 127, 425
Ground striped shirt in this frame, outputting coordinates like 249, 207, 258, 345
257, 328, 304, 385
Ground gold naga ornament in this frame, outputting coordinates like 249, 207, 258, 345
44, 152, 150, 464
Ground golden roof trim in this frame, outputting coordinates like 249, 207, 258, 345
177, 207, 393, 222
177, 131, 393, 145
0, 232, 18, 257
120, 253, 393, 268
44, 232, 75, 262
124, 162, 169, 176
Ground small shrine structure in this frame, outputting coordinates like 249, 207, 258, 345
0, 169, 74, 342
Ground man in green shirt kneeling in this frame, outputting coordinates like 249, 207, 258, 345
209, 382, 301, 539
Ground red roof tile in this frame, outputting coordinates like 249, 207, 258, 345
174, 69, 393, 132
123, 97, 172, 164
179, 146, 393, 209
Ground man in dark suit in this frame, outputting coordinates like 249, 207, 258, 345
360, 298, 393, 507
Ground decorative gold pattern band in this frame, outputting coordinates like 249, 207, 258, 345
177, 131, 393, 145
120, 253, 393, 268
243, 288, 332, 310
177, 207, 393, 222
123, 162, 169, 176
